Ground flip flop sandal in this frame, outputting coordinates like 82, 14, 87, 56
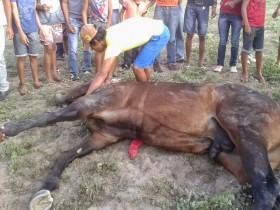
29, 189, 53, 210
19, 83, 30, 95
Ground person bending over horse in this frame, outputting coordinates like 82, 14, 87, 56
80, 17, 170, 96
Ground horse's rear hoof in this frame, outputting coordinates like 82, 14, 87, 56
29, 189, 53, 210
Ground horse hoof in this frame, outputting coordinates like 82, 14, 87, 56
0, 125, 6, 142
29, 189, 53, 210
54, 92, 66, 105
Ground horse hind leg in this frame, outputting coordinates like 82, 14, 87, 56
29, 132, 121, 210
0, 96, 92, 138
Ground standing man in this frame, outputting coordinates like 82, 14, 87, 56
61, 0, 91, 80
240, 0, 266, 83
144, 0, 183, 72
183, 0, 217, 68
0, 0, 13, 101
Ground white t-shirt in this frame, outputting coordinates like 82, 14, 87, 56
0, 0, 7, 26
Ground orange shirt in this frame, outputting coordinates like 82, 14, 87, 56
156, 0, 179, 7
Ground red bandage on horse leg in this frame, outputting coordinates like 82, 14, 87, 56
129, 139, 143, 160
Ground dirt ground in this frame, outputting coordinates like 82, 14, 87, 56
1, 2, 280, 209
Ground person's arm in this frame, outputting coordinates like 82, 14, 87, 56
86, 56, 117, 95
34, 2, 46, 41
106, 0, 113, 28
119, 6, 125, 22
3, 0, 13, 40
241, 0, 250, 35
211, 0, 217, 18
61, 0, 75, 33
82, 0, 89, 25
11, 1, 29, 44
224, 0, 243, 10
142, 0, 156, 16
272, 1, 280, 19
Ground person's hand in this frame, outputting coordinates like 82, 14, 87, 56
6, 26, 13, 40
225, 1, 236, 9
42, 4, 51, 12
39, 29, 47, 41
66, 24, 76, 33
211, 6, 217, 18
244, 25, 251, 35
19, 32, 29, 45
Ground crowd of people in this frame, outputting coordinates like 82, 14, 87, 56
0, 0, 279, 102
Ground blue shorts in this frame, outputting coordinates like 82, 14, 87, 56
13, 32, 39, 57
242, 27, 264, 53
183, 3, 210, 37
133, 25, 170, 68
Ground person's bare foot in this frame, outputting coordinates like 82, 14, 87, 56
33, 81, 43, 89
254, 74, 266, 84
52, 73, 62, 82
240, 73, 249, 83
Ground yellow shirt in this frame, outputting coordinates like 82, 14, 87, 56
105, 17, 164, 59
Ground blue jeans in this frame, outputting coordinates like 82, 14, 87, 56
217, 13, 242, 66
154, 6, 181, 64
111, 9, 120, 26
183, 3, 209, 37
176, 5, 185, 61
242, 27, 264, 53
68, 18, 92, 75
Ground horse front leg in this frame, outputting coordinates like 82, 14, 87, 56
29, 132, 121, 210
55, 81, 91, 105
0, 98, 90, 140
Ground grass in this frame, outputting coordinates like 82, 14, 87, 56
0, 0, 280, 209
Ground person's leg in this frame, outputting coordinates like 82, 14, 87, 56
67, 19, 82, 78
240, 27, 255, 82
152, 6, 165, 71
56, 42, 65, 59
165, 6, 180, 66
197, 6, 209, 67
50, 43, 61, 81
144, 68, 150, 81
229, 14, 242, 68
183, 3, 197, 67
254, 27, 265, 83
176, 5, 185, 62
82, 44, 92, 72
0, 25, 9, 95
17, 57, 27, 88
216, 13, 230, 67
27, 32, 42, 88
43, 44, 53, 82
111, 9, 120, 26
133, 66, 148, 82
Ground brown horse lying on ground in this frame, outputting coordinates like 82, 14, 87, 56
1, 82, 280, 210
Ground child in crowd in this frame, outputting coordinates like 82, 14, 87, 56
11, 0, 44, 95
240, 0, 266, 83
119, 0, 147, 70
82, 0, 113, 73
37, 0, 63, 83
272, 1, 280, 67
